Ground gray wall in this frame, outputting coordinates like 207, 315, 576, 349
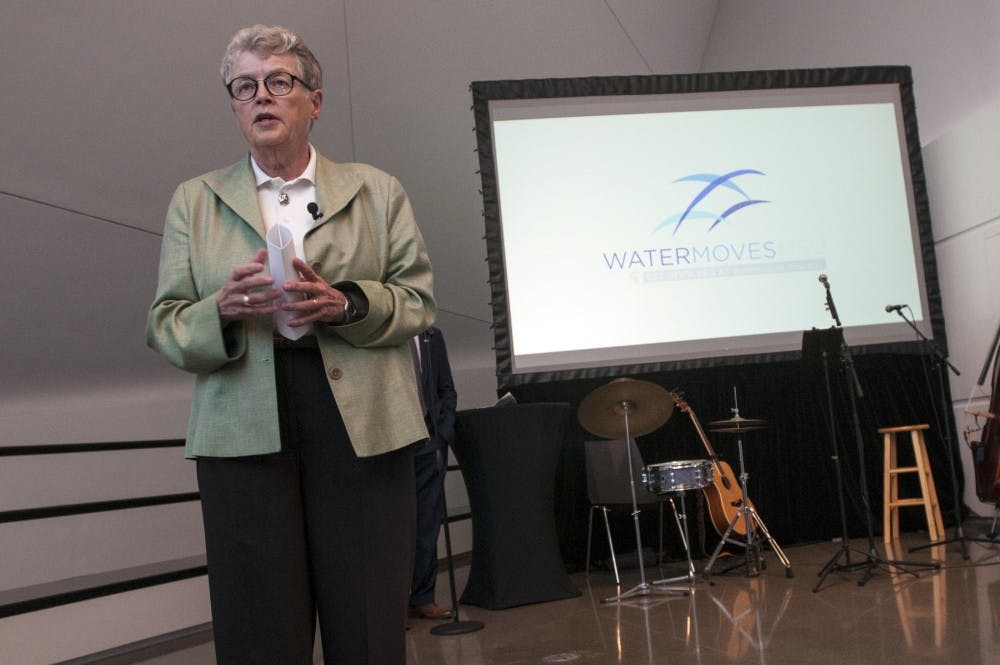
2, 1, 998, 661
0, 0, 717, 440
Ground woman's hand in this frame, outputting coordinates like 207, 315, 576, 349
216, 249, 282, 325
281, 258, 352, 326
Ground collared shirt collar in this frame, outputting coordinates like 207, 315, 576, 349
250, 144, 317, 188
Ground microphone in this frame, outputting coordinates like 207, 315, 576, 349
885, 304, 907, 313
306, 202, 322, 220
422, 328, 435, 342
818, 273, 841, 326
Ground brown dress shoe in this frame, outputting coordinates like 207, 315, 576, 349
409, 603, 454, 620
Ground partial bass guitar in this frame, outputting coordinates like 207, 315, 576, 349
670, 393, 752, 536
968, 320, 1000, 504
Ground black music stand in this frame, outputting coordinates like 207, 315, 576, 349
804, 327, 871, 591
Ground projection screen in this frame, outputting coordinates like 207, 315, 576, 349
471, 67, 943, 389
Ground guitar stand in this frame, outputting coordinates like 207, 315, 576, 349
703, 433, 792, 579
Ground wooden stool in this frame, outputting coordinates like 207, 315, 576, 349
880, 424, 944, 544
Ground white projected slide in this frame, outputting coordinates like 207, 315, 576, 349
489, 85, 930, 373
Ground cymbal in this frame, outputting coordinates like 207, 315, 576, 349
578, 378, 674, 439
706, 414, 767, 434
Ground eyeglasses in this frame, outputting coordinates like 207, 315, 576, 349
225, 71, 314, 101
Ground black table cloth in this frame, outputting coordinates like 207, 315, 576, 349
453, 403, 580, 610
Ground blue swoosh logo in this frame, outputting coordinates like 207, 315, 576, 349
655, 169, 769, 235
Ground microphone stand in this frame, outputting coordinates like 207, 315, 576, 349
431, 444, 484, 635
891, 308, 991, 558
420, 332, 484, 636
819, 277, 938, 586
811, 326, 870, 592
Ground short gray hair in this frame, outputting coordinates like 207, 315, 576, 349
220, 25, 322, 89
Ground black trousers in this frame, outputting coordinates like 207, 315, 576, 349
197, 346, 416, 665
409, 444, 445, 607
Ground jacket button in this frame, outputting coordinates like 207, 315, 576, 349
311, 261, 322, 271
328, 367, 343, 380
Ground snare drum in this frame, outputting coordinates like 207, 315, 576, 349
643, 459, 714, 494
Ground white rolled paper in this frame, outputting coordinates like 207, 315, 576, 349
266, 223, 307, 340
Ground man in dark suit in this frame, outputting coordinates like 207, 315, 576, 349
409, 326, 458, 620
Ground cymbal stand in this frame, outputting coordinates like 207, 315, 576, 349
652, 490, 696, 592
603, 400, 687, 603
703, 419, 792, 578
819, 276, 938, 586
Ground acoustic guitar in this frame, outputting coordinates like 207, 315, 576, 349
670, 393, 752, 536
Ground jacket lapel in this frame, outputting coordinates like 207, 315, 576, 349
200, 152, 363, 236
202, 156, 267, 240
313, 154, 364, 226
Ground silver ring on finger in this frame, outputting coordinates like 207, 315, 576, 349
242, 294, 251, 306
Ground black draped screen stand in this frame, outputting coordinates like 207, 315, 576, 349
509, 353, 962, 571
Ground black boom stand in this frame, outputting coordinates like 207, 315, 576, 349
890, 307, 995, 558
814, 275, 938, 587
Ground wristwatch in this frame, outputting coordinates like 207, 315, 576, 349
342, 294, 358, 324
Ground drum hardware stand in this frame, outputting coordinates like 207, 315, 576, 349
703, 391, 792, 579
604, 400, 686, 602
577, 378, 687, 603
652, 490, 697, 593
903, 309, 996, 557
816, 275, 938, 586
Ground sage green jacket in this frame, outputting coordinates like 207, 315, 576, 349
146, 153, 435, 458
